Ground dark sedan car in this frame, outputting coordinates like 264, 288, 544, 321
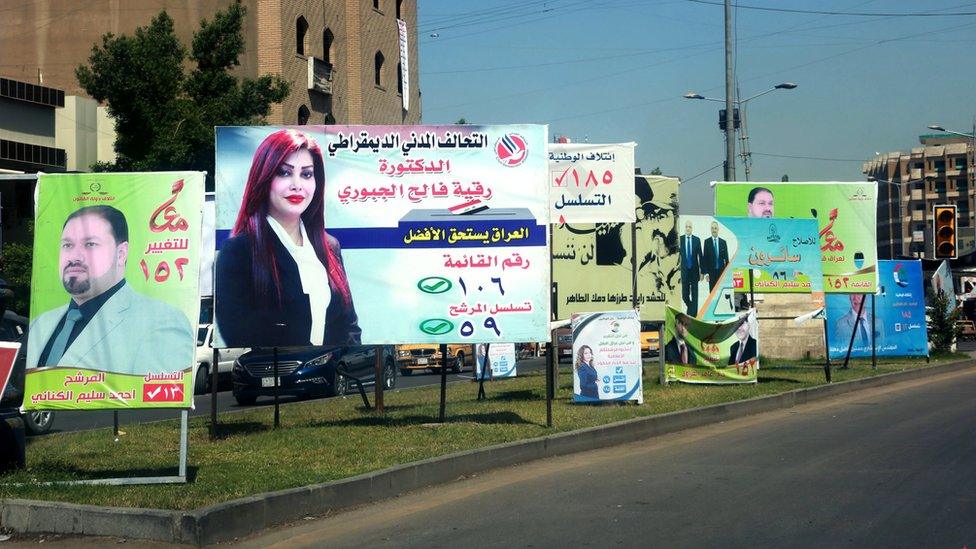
0, 310, 55, 436
232, 345, 397, 406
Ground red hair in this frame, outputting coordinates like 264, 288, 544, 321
231, 129, 352, 309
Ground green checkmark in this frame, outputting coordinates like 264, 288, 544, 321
419, 318, 454, 335
417, 276, 452, 294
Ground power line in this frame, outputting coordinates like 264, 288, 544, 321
682, 162, 725, 183
750, 152, 866, 163
685, 0, 976, 17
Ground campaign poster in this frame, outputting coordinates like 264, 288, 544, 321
677, 215, 823, 320
714, 182, 878, 293
664, 306, 758, 384
572, 310, 643, 404
214, 126, 548, 347
932, 260, 957, 313
0, 343, 19, 400
474, 342, 517, 379
827, 260, 928, 358
549, 143, 636, 224
25, 172, 203, 410
553, 175, 680, 322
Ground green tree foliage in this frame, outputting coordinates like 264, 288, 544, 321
781, 174, 790, 182
927, 290, 961, 353
0, 242, 34, 315
76, 4, 288, 181
650, 166, 663, 175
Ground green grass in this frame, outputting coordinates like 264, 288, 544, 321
0, 354, 965, 510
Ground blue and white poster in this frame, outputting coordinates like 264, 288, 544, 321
572, 310, 643, 404
474, 343, 517, 379
827, 260, 928, 358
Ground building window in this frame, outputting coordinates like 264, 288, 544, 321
322, 28, 334, 64
373, 0, 381, 11
374, 51, 385, 87
396, 0, 403, 18
296, 17, 309, 56
298, 105, 310, 125
397, 62, 403, 95
324, 113, 335, 124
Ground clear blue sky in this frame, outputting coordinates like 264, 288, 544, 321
416, 0, 976, 214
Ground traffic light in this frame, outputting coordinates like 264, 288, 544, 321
933, 204, 957, 259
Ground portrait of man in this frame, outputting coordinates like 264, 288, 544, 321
747, 187, 774, 218
832, 293, 884, 348
728, 317, 757, 365
679, 220, 703, 316
27, 205, 194, 375
702, 221, 729, 292
665, 313, 697, 365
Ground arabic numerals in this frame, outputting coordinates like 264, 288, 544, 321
139, 258, 189, 283
829, 276, 850, 290
602, 170, 613, 185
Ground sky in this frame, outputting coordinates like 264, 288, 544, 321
415, 0, 976, 214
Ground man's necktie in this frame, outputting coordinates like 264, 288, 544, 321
714, 238, 719, 268
736, 343, 744, 364
680, 342, 688, 364
858, 321, 869, 343
45, 309, 83, 366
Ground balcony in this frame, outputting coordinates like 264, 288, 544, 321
307, 57, 333, 95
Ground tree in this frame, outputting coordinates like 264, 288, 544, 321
927, 290, 961, 353
781, 174, 790, 182
650, 166, 663, 175
76, 4, 288, 185
455, 117, 469, 125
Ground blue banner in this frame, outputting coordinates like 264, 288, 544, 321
827, 260, 928, 358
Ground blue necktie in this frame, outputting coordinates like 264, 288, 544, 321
686, 237, 691, 263
714, 238, 719, 268
45, 309, 83, 366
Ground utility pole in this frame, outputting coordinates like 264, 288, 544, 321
724, 0, 735, 182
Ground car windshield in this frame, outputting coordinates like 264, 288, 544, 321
197, 327, 208, 346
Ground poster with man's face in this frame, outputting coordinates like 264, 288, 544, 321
24, 173, 204, 410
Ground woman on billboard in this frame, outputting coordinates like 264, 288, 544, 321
575, 344, 599, 399
216, 129, 361, 347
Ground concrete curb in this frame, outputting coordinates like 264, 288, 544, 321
3, 359, 972, 545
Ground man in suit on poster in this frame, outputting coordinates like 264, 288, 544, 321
664, 313, 698, 365
728, 317, 758, 366
680, 220, 703, 316
702, 220, 729, 293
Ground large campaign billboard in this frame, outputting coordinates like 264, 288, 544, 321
548, 143, 636, 224
714, 182, 877, 293
214, 126, 549, 347
552, 175, 679, 322
664, 306, 758, 384
826, 260, 928, 358
25, 173, 203, 410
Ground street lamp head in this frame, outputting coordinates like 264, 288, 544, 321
683, 92, 705, 100
928, 124, 946, 132
774, 82, 797, 90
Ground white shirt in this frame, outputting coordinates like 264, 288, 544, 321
266, 216, 331, 345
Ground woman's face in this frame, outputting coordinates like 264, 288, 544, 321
267, 148, 316, 222
582, 347, 593, 363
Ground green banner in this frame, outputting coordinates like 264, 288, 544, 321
25, 173, 204, 410
553, 175, 680, 322
714, 182, 877, 293
664, 305, 758, 384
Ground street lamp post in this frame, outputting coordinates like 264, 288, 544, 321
684, 82, 797, 182
867, 177, 925, 259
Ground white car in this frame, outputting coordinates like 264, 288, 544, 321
194, 324, 248, 395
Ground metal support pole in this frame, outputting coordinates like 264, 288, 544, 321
178, 410, 188, 479
373, 345, 384, 414
871, 293, 877, 370
723, 0, 735, 182
209, 348, 219, 440
113, 411, 119, 438
438, 343, 448, 423
477, 343, 489, 401
823, 316, 832, 383
749, 269, 755, 308
631, 222, 639, 309
841, 296, 867, 371
546, 328, 555, 427
273, 346, 280, 429
658, 325, 667, 386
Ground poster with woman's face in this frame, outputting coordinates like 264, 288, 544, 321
571, 310, 643, 404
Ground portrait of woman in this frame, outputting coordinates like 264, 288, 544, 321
216, 129, 361, 347
574, 344, 599, 399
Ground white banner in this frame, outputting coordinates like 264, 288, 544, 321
572, 309, 643, 403
397, 19, 409, 111
549, 143, 636, 224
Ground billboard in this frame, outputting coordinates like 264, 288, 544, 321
677, 215, 823, 320
572, 310, 643, 403
664, 306, 758, 384
25, 173, 203, 410
214, 126, 549, 347
714, 182, 877, 293
553, 175, 680, 321
549, 143, 636, 224
826, 260, 928, 358
932, 260, 957, 313
474, 342, 517, 379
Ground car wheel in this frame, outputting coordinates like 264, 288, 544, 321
333, 366, 349, 396
234, 393, 257, 406
383, 359, 398, 390
194, 363, 211, 395
24, 410, 55, 436
400, 368, 413, 376
452, 352, 464, 373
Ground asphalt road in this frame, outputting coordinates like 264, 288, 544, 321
42, 356, 551, 435
236, 365, 976, 548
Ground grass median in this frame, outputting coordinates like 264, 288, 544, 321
0, 354, 966, 510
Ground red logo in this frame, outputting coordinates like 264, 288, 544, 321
143, 383, 185, 403
495, 134, 528, 167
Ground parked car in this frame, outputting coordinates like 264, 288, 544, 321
394, 343, 472, 375
555, 326, 573, 363
0, 310, 54, 436
640, 322, 661, 358
194, 324, 249, 395
232, 345, 397, 406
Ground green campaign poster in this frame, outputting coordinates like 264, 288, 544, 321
663, 305, 758, 384
714, 182, 877, 293
24, 172, 204, 410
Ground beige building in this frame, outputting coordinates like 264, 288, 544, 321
0, 0, 421, 127
863, 134, 974, 259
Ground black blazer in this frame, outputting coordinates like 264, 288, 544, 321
664, 338, 697, 365
702, 236, 729, 275
728, 336, 757, 365
215, 229, 362, 348
680, 234, 703, 278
